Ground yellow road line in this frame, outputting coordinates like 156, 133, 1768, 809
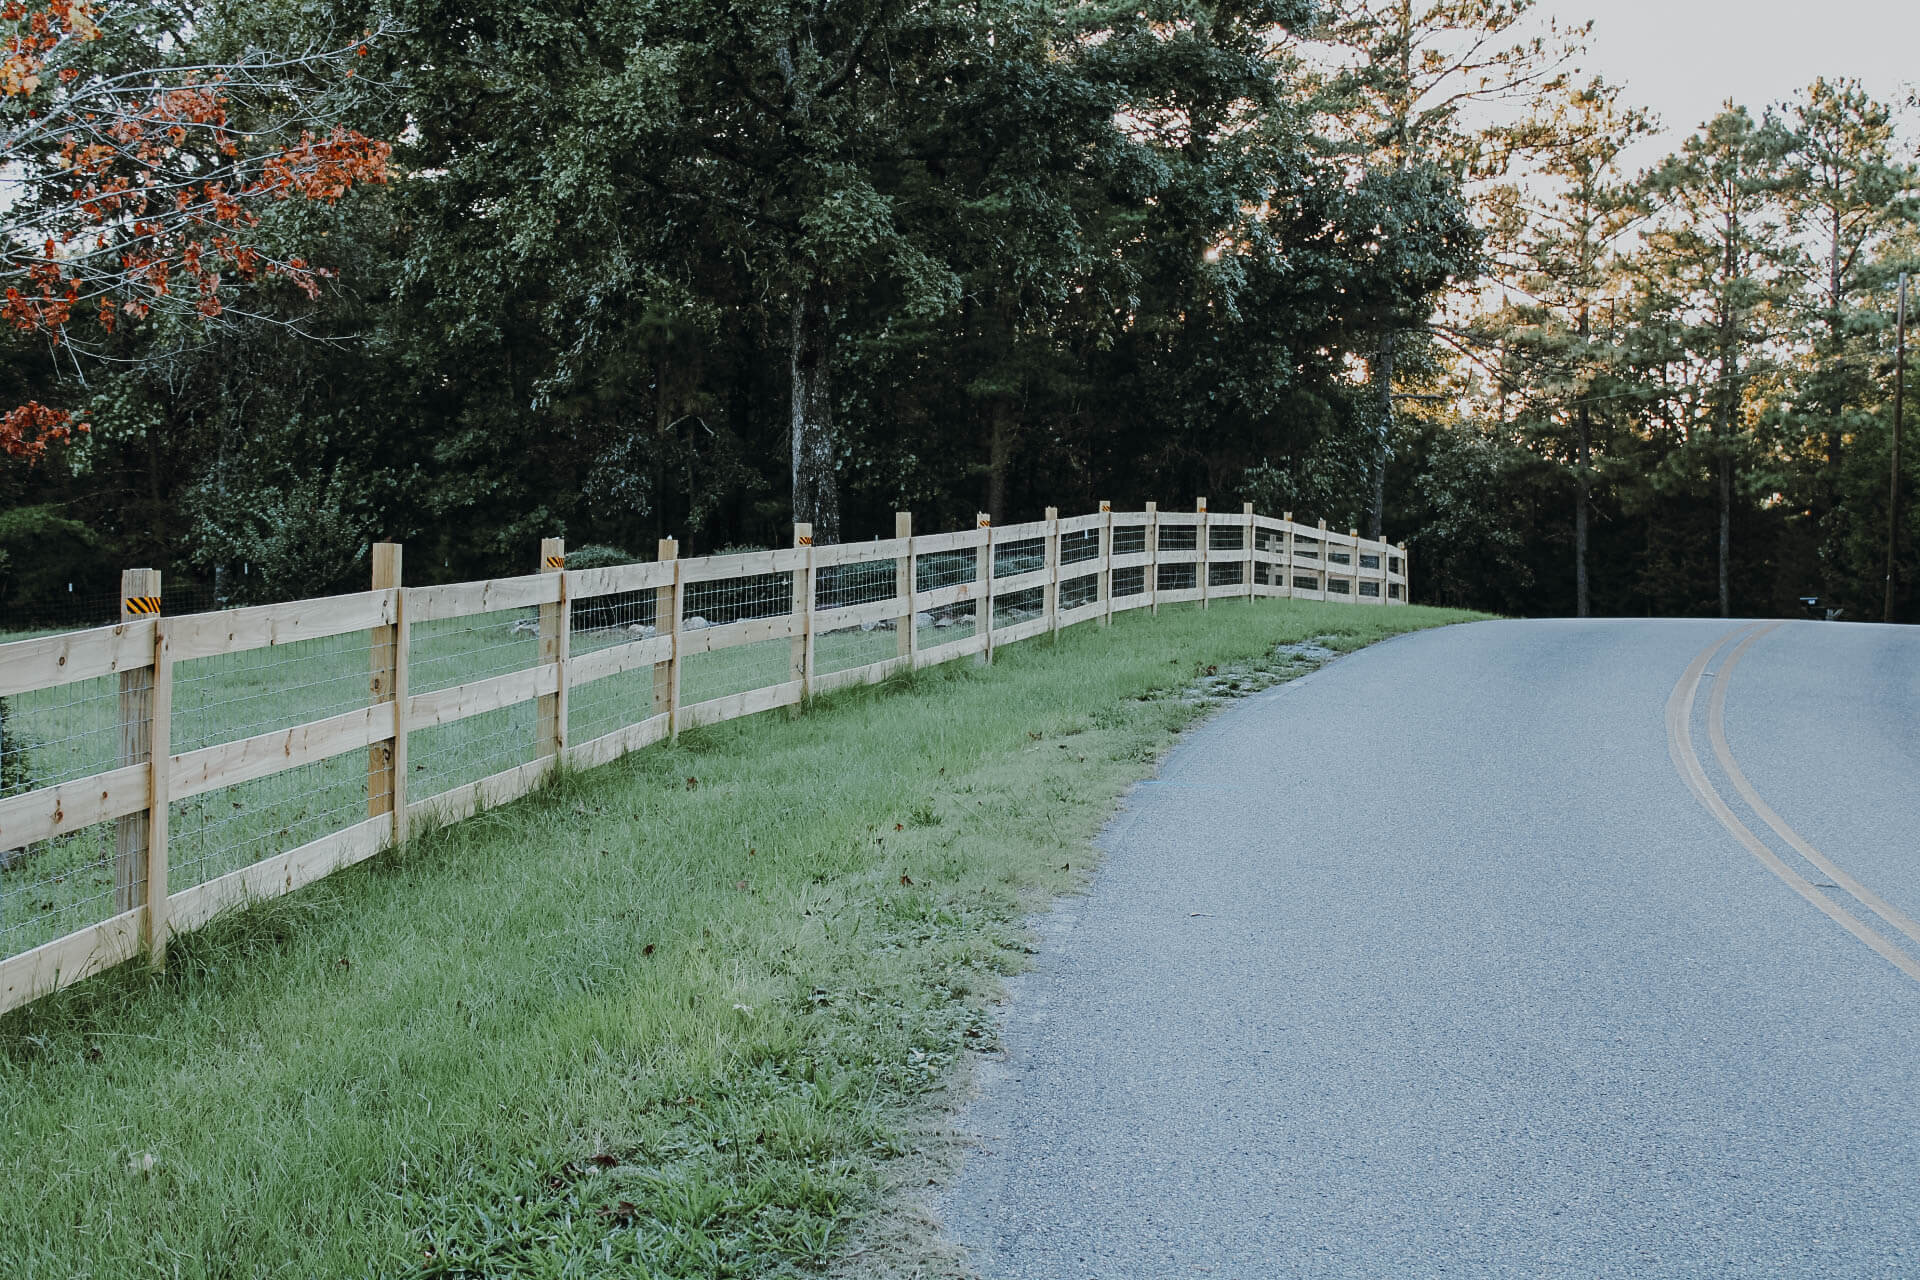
1709, 626, 1920, 950
1665, 625, 1920, 985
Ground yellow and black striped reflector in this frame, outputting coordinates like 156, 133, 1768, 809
123, 596, 162, 615
797, 535, 813, 546
544, 555, 565, 569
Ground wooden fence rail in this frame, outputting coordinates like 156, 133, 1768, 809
0, 502, 1407, 1013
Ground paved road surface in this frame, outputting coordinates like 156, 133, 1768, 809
940, 619, 1920, 1278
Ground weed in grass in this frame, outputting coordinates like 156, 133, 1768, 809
0, 601, 1477, 1279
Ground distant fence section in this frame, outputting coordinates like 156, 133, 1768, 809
0, 502, 1407, 1012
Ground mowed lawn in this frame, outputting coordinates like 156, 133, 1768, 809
0, 600, 1477, 1279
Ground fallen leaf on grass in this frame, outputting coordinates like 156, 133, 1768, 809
599, 1200, 639, 1225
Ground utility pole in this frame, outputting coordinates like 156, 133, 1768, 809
1888, 272, 1908, 624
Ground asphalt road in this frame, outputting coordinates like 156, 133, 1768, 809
939, 619, 1920, 1279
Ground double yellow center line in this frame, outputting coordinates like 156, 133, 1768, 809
1666, 623, 1920, 985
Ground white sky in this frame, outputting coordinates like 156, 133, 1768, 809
1528, 0, 1920, 166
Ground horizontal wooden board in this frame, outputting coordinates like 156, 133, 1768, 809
679, 680, 805, 728
0, 906, 144, 1017
1111, 592, 1154, 612
1156, 587, 1206, 605
406, 574, 559, 623
989, 566, 1050, 595
168, 816, 391, 935
0, 620, 155, 697
992, 519, 1049, 542
1155, 549, 1203, 565
811, 658, 909, 697
1107, 550, 1152, 571
679, 546, 808, 582
913, 528, 987, 555
567, 634, 674, 687
914, 634, 985, 668
676, 613, 801, 656
169, 704, 396, 802
810, 537, 910, 569
1057, 601, 1106, 627
168, 591, 398, 663
0, 762, 150, 849
408, 756, 556, 832
995, 616, 1051, 646
913, 581, 983, 612
408, 664, 557, 728
564, 714, 670, 772
1057, 512, 1106, 534
812, 597, 904, 633
565, 561, 675, 599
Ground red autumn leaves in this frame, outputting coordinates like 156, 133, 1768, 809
1, 0, 389, 460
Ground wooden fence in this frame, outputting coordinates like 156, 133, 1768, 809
0, 502, 1407, 1013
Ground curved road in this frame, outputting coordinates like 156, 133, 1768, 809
940, 619, 1920, 1278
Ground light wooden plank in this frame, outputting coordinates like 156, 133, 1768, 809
1157, 587, 1206, 605
407, 756, 557, 831
1057, 512, 1106, 534
167, 816, 391, 936
995, 616, 1051, 646
407, 665, 556, 728
0, 620, 156, 697
406, 574, 559, 623
813, 597, 906, 633
809, 538, 910, 569
679, 679, 806, 728
169, 704, 397, 803
1058, 600, 1105, 627
992, 519, 1049, 542
989, 566, 1050, 595
913, 528, 987, 554
810, 658, 911, 697
564, 561, 676, 599
912, 581, 984, 612
679, 546, 810, 582
675, 613, 802, 656
1156, 549, 1202, 566
1107, 550, 1153, 571
0, 763, 149, 849
168, 590, 398, 663
0, 907, 144, 1016
1111, 591, 1154, 613
915, 634, 986, 667
567, 634, 674, 687
563, 713, 670, 771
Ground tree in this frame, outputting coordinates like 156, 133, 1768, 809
1310, 0, 1583, 537
1630, 105, 1796, 617
0, 0, 390, 450
1485, 77, 1652, 614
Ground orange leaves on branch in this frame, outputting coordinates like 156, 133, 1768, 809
0, 401, 88, 461
2, 5, 390, 350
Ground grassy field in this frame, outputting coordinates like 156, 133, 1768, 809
0, 599, 1477, 1279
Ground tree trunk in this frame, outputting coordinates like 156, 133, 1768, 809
789, 285, 839, 541
1575, 408, 1591, 618
1718, 451, 1732, 619
1370, 329, 1394, 540
987, 399, 1015, 526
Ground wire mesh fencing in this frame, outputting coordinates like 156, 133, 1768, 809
0, 507, 1410, 1012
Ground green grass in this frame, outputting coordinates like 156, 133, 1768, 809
0, 600, 1477, 1279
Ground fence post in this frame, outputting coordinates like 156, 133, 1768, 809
1243, 503, 1256, 600
1196, 497, 1209, 608
1348, 528, 1362, 600
1044, 506, 1061, 639
793, 524, 814, 698
976, 513, 994, 664
1282, 512, 1295, 597
370, 543, 408, 848
895, 512, 914, 664
654, 539, 681, 737
1145, 501, 1160, 615
1099, 500, 1114, 626
1400, 541, 1410, 605
144, 612, 172, 966
536, 538, 568, 760
1317, 519, 1330, 597
114, 568, 159, 919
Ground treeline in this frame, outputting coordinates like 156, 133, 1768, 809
0, 0, 1914, 623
